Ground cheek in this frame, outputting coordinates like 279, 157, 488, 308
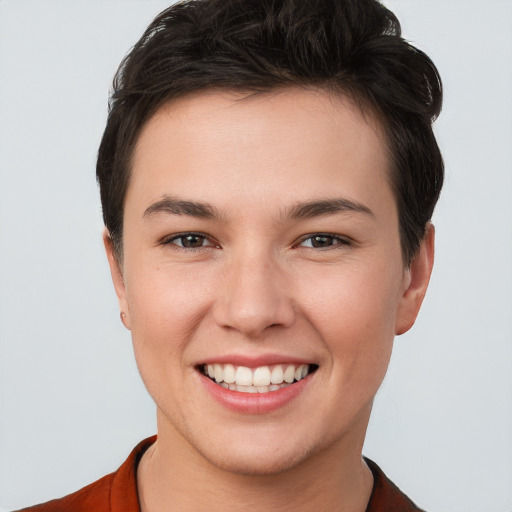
127, 263, 213, 335
298, 261, 401, 381
299, 256, 402, 328
124, 266, 213, 388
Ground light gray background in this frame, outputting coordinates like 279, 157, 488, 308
1, 1, 511, 511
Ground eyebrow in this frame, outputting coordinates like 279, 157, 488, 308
143, 196, 225, 220
143, 195, 374, 221
283, 198, 374, 220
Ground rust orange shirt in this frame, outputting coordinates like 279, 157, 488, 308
16, 437, 425, 512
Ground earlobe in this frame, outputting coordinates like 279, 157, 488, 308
103, 230, 131, 330
395, 223, 435, 335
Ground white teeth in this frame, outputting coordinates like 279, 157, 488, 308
235, 366, 253, 386
294, 364, 308, 382
223, 364, 236, 384
270, 365, 284, 384
214, 364, 223, 383
202, 363, 314, 392
283, 365, 295, 383
238, 383, 291, 393
253, 366, 271, 386
237, 385, 257, 393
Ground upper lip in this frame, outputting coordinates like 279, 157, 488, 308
196, 354, 316, 368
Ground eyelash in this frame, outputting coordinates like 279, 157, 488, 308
161, 232, 350, 251
296, 233, 350, 250
161, 232, 218, 251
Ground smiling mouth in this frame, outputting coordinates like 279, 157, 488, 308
200, 363, 318, 394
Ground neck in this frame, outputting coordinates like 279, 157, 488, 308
137, 410, 373, 512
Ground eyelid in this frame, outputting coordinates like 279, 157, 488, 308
160, 231, 219, 250
296, 233, 351, 249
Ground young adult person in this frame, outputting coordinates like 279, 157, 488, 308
17, 0, 443, 510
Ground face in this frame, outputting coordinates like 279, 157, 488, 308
106, 88, 433, 475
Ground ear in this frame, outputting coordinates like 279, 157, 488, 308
103, 229, 131, 330
395, 223, 435, 335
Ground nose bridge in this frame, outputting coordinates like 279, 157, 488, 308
214, 245, 294, 337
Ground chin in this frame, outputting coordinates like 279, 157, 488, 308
196, 442, 318, 477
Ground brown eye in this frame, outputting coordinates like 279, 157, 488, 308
180, 234, 205, 248
299, 234, 348, 249
311, 235, 335, 248
166, 233, 213, 249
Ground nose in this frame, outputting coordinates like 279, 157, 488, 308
212, 250, 296, 338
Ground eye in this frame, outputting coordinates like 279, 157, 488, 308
298, 234, 349, 249
163, 232, 217, 249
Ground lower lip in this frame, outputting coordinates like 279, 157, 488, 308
200, 373, 313, 414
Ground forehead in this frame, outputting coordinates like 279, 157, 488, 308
128, 88, 392, 216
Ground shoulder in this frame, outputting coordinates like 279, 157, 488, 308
14, 473, 115, 512
13, 436, 156, 512
365, 458, 426, 512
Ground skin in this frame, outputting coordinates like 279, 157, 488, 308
105, 88, 434, 511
